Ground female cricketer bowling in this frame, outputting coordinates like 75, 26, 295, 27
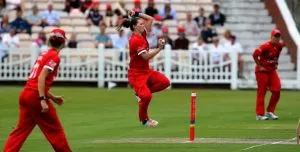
253, 29, 285, 121
118, 10, 170, 127
3, 29, 72, 152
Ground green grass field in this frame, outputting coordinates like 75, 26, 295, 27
0, 86, 299, 152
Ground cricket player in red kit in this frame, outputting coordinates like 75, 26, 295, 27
253, 29, 285, 120
118, 10, 170, 127
3, 29, 72, 152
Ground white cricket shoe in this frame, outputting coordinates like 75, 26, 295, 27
266, 112, 279, 120
143, 119, 159, 127
256, 115, 269, 120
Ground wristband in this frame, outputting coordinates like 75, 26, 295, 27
39, 96, 47, 101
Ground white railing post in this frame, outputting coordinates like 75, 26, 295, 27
30, 44, 39, 66
98, 44, 105, 88
230, 51, 238, 90
164, 44, 172, 87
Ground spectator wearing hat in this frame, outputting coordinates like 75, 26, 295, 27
160, 26, 173, 49
145, 0, 158, 17
81, 0, 93, 13
133, 0, 142, 12
193, 7, 207, 29
183, 12, 199, 37
159, 2, 176, 20
174, 26, 189, 50
201, 19, 217, 43
209, 4, 226, 26
105, 4, 114, 27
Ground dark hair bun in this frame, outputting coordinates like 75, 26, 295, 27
122, 19, 131, 28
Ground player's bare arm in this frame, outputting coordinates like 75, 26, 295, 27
140, 39, 165, 60
253, 48, 266, 71
38, 68, 50, 112
129, 10, 153, 33
48, 92, 64, 106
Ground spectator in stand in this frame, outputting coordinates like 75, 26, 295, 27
0, 15, 11, 34
193, 7, 206, 29
174, 26, 189, 50
160, 26, 173, 49
111, 28, 128, 49
2, 28, 19, 48
210, 36, 227, 64
191, 36, 207, 64
209, 4, 226, 26
159, 2, 176, 20
24, 5, 43, 27
183, 12, 199, 37
201, 19, 217, 43
105, 4, 114, 27
147, 28, 158, 49
0, 0, 8, 17
133, 0, 142, 12
86, 5, 103, 26
221, 29, 232, 44
224, 35, 244, 78
64, 0, 81, 13
10, 7, 31, 34
67, 33, 78, 48
145, 0, 158, 16
41, 3, 60, 26
152, 15, 163, 37
81, 0, 93, 13
33, 31, 47, 48
95, 22, 112, 48
0, 36, 9, 62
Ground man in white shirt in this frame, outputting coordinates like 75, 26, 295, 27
190, 36, 208, 64
209, 36, 227, 64
2, 28, 20, 48
41, 4, 60, 26
224, 35, 244, 78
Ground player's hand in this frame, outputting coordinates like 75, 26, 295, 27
52, 96, 64, 106
41, 100, 49, 113
128, 9, 135, 17
158, 38, 166, 49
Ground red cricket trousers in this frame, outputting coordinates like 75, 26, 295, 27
255, 71, 281, 115
128, 69, 170, 121
3, 89, 71, 152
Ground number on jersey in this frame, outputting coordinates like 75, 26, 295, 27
28, 63, 39, 79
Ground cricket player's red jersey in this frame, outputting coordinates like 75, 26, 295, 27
128, 31, 149, 70
24, 48, 60, 93
253, 41, 284, 72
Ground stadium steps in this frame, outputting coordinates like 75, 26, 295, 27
221, 0, 296, 88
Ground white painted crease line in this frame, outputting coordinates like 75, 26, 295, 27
241, 137, 296, 151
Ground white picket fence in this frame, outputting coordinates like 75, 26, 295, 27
0, 44, 239, 89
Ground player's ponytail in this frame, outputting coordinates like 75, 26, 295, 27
116, 17, 138, 32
